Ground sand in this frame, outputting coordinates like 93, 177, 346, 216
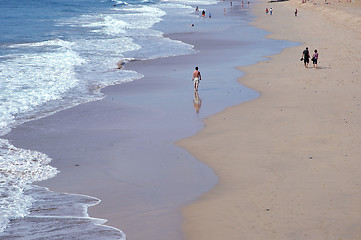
178, 0, 361, 239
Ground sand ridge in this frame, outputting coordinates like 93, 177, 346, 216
178, 0, 361, 239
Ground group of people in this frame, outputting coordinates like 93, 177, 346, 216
195, 6, 211, 18
301, 47, 319, 69
265, 7, 273, 15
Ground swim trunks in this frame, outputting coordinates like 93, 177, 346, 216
194, 77, 199, 83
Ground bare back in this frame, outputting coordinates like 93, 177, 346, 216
193, 70, 201, 80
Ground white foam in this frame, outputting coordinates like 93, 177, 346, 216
63, 5, 166, 37
0, 39, 85, 135
83, 15, 128, 35
0, 39, 87, 232
99, 5, 166, 36
115, 0, 129, 5
0, 139, 58, 232
8, 39, 75, 49
0, 185, 126, 239
161, 0, 217, 6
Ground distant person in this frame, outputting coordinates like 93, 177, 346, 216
117, 60, 125, 69
193, 91, 202, 114
265, 8, 269, 14
209, 12, 212, 18
301, 47, 310, 68
192, 67, 201, 91
230, 1, 232, 6
270, 8, 273, 15
202, 10, 205, 17
295, 8, 298, 16
312, 49, 319, 69
196, 6, 199, 11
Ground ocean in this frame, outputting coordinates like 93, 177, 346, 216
0, 0, 297, 239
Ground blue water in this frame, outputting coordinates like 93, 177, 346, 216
1, 0, 99, 43
0, 0, 297, 238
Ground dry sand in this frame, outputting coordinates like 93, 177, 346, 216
178, 0, 361, 239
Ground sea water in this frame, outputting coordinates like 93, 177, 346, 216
0, 0, 213, 238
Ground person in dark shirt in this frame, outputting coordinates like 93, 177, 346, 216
302, 47, 310, 68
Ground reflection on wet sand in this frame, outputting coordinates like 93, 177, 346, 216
193, 91, 202, 114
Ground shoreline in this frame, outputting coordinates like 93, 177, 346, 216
2, 1, 290, 239
179, 0, 361, 239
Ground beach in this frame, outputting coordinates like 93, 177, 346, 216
2, 1, 289, 239
3, 0, 361, 239
178, 0, 361, 239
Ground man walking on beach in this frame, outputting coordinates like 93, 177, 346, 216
192, 67, 201, 91
302, 47, 310, 68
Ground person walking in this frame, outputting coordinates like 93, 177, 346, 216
301, 47, 310, 68
312, 49, 319, 69
192, 67, 201, 91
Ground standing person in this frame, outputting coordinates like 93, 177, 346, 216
192, 67, 201, 91
270, 8, 273, 15
312, 49, 319, 69
202, 10, 205, 17
295, 8, 298, 16
265, 8, 269, 14
302, 47, 310, 68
